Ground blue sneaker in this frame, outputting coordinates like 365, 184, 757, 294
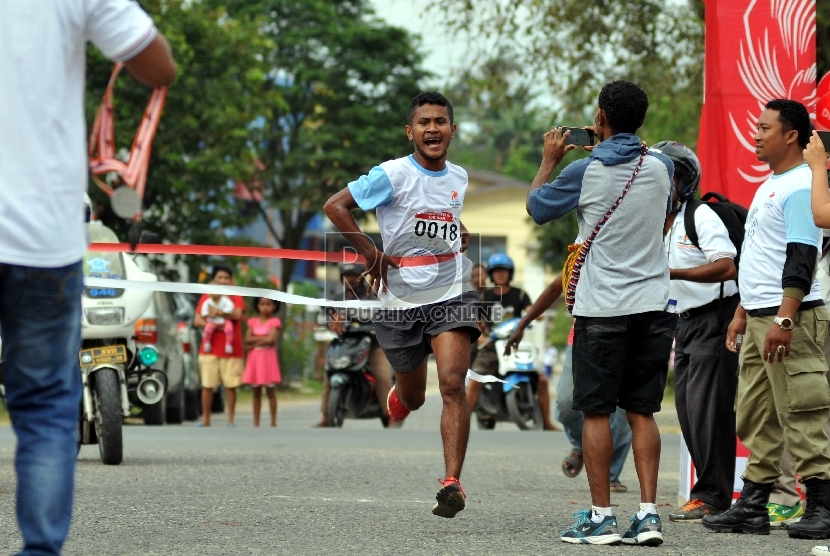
560, 510, 622, 545
622, 512, 664, 546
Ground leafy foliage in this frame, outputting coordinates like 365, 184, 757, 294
437, 0, 705, 272
86, 0, 274, 278
207, 0, 428, 288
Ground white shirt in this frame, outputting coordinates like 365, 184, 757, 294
666, 202, 739, 313
0, 0, 156, 267
739, 164, 823, 310
348, 155, 473, 302
201, 296, 235, 324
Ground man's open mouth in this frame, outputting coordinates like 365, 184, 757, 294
424, 137, 442, 147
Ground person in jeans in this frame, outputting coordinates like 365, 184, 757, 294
655, 141, 740, 523
527, 80, 675, 546
505, 275, 632, 491
705, 99, 830, 539
0, 3, 175, 553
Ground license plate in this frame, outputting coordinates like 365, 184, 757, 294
79, 345, 127, 368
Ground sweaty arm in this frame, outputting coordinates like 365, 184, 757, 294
517, 276, 563, 330
124, 34, 177, 87
323, 188, 380, 259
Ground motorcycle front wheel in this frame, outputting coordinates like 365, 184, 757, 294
505, 384, 543, 431
326, 383, 348, 428
93, 369, 123, 465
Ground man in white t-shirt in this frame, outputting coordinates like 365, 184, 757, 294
653, 141, 740, 523
704, 99, 830, 539
324, 92, 480, 519
0, 2, 175, 553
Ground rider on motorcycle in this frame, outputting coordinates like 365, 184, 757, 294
316, 262, 395, 426
466, 253, 558, 430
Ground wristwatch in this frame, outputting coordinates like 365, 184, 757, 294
774, 316, 794, 331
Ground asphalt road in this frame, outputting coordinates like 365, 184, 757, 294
0, 383, 821, 555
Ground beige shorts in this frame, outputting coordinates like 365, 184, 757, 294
198, 355, 244, 389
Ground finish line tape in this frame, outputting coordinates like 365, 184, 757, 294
465, 369, 513, 386
83, 276, 499, 385
83, 277, 467, 309
87, 243, 458, 267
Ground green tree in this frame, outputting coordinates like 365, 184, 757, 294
436, 0, 705, 272
209, 0, 428, 289
448, 56, 549, 179
86, 0, 275, 277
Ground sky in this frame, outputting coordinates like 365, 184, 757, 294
369, 0, 474, 87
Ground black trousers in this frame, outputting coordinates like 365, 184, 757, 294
674, 295, 740, 509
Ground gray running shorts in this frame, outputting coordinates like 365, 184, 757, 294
373, 291, 481, 373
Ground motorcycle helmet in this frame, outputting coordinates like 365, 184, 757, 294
487, 253, 514, 282
339, 262, 366, 278
650, 141, 701, 201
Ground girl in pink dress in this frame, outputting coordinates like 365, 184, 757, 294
243, 298, 282, 427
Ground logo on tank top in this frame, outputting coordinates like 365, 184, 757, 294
450, 190, 461, 209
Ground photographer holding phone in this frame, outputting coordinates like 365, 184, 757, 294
526, 80, 675, 546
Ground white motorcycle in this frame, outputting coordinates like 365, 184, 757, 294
79, 223, 167, 464
473, 318, 544, 430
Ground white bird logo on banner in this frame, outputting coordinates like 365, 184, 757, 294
731, 0, 816, 184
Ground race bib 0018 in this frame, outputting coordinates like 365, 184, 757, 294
409, 211, 460, 252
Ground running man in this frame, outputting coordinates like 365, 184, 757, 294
324, 92, 480, 519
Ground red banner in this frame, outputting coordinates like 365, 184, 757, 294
698, 0, 817, 207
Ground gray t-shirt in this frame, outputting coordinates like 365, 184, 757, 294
528, 133, 674, 317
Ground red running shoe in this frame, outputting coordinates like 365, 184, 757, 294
433, 477, 466, 518
386, 385, 410, 422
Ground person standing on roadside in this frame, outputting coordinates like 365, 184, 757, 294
243, 298, 282, 428
704, 100, 830, 540
470, 263, 488, 293
0, 2, 175, 553
324, 92, 480, 519
654, 141, 740, 523
468, 263, 489, 367
526, 80, 675, 546
195, 265, 246, 427
505, 274, 633, 492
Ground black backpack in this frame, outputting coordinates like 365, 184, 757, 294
683, 191, 748, 268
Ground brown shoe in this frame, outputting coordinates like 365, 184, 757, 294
669, 499, 725, 522
562, 450, 584, 478
610, 480, 628, 493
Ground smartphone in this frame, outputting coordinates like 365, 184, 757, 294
561, 127, 595, 147
818, 130, 830, 153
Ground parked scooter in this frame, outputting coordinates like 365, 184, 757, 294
474, 318, 543, 430
325, 321, 389, 428
79, 223, 167, 464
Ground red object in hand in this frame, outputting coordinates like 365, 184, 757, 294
817, 91, 830, 131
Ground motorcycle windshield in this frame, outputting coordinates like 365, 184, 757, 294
83, 225, 126, 299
